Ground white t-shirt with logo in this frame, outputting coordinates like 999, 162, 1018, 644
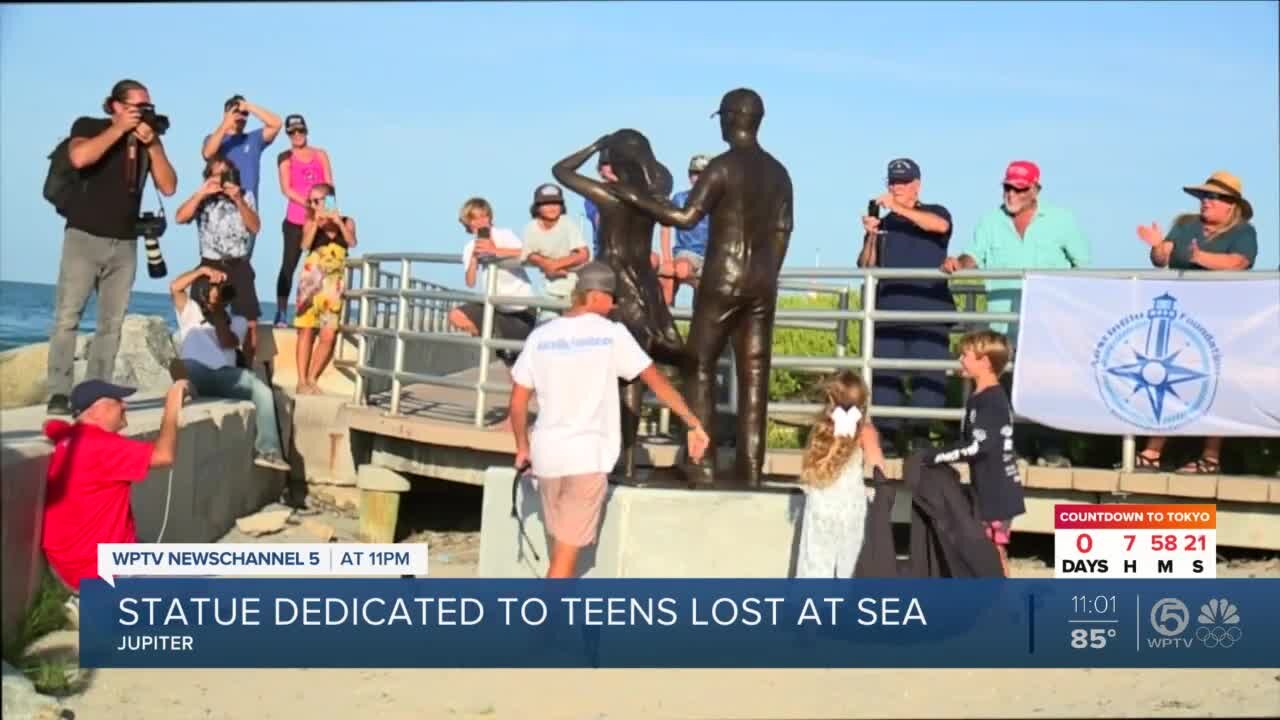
461, 227, 534, 312
511, 313, 652, 477
176, 300, 249, 370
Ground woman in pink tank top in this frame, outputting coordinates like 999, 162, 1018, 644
274, 113, 334, 327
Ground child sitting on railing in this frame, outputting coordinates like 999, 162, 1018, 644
448, 197, 537, 368
795, 371, 886, 578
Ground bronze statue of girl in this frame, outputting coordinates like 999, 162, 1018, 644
553, 130, 684, 478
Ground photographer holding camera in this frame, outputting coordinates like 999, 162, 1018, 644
169, 265, 289, 471
201, 94, 282, 207
176, 153, 263, 365
46, 79, 178, 416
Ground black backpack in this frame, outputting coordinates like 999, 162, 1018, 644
43, 137, 81, 217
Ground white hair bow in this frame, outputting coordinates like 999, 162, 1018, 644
831, 406, 862, 438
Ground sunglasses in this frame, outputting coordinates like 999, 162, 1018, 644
287, 128, 307, 136
1002, 184, 1033, 194
1195, 191, 1235, 203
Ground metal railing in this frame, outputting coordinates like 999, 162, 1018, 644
339, 254, 1275, 473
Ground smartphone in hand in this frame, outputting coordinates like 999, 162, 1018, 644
867, 199, 880, 219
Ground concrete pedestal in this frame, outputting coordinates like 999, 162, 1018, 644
478, 467, 807, 578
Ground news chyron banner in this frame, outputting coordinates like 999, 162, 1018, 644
78, 544, 1279, 668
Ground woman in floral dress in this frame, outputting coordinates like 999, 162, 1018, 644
294, 182, 356, 394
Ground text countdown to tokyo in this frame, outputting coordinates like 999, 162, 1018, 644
1054, 504, 1215, 579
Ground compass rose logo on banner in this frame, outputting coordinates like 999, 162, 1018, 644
1092, 293, 1222, 432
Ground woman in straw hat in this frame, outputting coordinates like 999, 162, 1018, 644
1132, 171, 1259, 474
1137, 170, 1258, 272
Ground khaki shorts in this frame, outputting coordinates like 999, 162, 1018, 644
537, 473, 608, 547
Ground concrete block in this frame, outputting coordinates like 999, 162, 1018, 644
479, 466, 806, 578
357, 465, 412, 493
1119, 472, 1169, 496
1271, 479, 1280, 505
1216, 476, 1270, 503
1025, 466, 1073, 490
1070, 468, 1119, 493
0, 451, 48, 647
291, 393, 357, 486
1167, 473, 1218, 499
1, 393, 283, 645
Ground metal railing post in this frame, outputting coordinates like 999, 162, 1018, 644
354, 260, 373, 406
835, 287, 849, 357
1121, 434, 1136, 473
860, 273, 876, 391
473, 263, 498, 427
390, 259, 410, 416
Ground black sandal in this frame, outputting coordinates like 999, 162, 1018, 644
1176, 457, 1220, 475
1134, 452, 1162, 473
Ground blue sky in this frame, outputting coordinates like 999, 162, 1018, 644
2, 1, 1277, 299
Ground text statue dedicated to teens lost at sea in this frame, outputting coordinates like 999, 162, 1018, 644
607, 88, 794, 489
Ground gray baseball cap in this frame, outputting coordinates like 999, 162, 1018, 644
575, 261, 616, 295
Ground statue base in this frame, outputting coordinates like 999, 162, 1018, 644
479, 466, 805, 578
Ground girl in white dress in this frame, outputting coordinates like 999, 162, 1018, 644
795, 371, 886, 578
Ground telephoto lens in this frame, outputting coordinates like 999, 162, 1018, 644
144, 237, 168, 278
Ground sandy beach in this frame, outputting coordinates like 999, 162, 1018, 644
39, 483, 1278, 719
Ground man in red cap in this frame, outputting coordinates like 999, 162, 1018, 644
941, 160, 1090, 467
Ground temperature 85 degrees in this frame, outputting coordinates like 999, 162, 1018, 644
1070, 627, 1118, 649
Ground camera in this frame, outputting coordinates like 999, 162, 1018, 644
191, 273, 237, 312
136, 103, 170, 136
219, 164, 242, 190
477, 227, 491, 240
136, 210, 168, 278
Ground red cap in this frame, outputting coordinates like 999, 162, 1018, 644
1003, 161, 1040, 189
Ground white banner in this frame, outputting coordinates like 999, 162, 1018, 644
1012, 274, 1280, 436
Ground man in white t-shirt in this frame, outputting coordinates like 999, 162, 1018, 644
509, 262, 710, 578
521, 183, 589, 300
170, 265, 289, 471
448, 197, 537, 366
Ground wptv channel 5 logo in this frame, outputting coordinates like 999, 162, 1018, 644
1148, 597, 1242, 649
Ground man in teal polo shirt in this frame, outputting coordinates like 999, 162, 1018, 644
942, 160, 1090, 467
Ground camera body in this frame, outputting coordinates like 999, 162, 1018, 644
219, 163, 242, 190
136, 211, 167, 240
477, 227, 491, 240
137, 103, 170, 136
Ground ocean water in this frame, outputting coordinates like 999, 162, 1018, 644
0, 280, 278, 352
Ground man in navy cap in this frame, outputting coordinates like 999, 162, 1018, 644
858, 157, 954, 455
41, 378, 188, 595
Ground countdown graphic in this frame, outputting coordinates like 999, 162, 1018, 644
1054, 504, 1216, 578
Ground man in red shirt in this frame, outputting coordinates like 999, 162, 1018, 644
42, 378, 187, 593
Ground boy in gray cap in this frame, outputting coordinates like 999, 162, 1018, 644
521, 182, 589, 301
509, 262, 709, 577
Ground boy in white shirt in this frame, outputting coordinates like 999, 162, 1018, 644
170, 265, 289, 471
509, 262, 710, 578
447, 197, 537, 366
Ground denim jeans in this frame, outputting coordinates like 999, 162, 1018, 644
183, 359, 283, 457
47, 228, 138, 397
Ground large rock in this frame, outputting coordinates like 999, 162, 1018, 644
0, 314, 175, 409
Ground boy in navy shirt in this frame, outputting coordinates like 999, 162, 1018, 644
927, 330, 1025, 576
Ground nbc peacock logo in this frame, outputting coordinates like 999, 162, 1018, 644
1194, 598, 1242, 649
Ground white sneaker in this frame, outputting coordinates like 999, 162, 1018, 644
253, 453, 291, 472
